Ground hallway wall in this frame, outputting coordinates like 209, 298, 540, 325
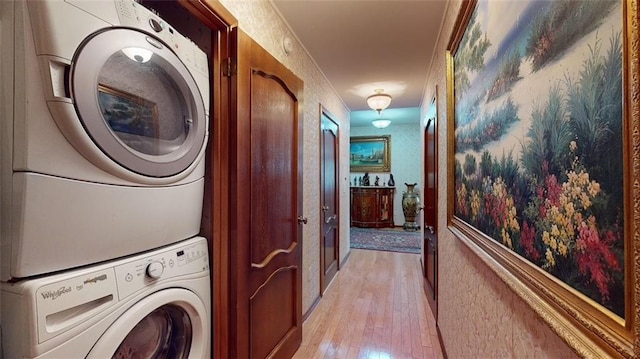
420, 1, 578, 357
218, 0, 351, 315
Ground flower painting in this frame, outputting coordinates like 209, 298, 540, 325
450, 0, 625, 320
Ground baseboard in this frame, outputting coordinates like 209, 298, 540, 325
340, 249, 352, 268
437, 324, 448, 359
302, 294, 321, 322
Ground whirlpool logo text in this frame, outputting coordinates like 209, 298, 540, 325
40, 286, 72, 300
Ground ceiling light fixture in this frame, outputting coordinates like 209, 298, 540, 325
367, 89, 392, 114
372, 119, 391, 129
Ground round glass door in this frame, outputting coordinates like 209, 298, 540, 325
71, 28, 207, 178
113, 305, 191, 359
86, 289, 208, 359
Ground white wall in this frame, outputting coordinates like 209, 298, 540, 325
351, 123, 422, 227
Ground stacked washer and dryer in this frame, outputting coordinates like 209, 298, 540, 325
1, 0, 212, 357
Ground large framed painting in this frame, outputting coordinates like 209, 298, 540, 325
350, 135, 391, 172
446, 0, 638, 357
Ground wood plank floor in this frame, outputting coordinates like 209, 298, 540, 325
293, 249, 444, 359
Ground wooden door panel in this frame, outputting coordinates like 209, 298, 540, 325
426, 238, 436, 286
320, 113, 339, 293
322, 232, 335, 272
233, 30, 303, 359
423, 100, 438, 320
250, 267, 297, 359
322, 220, 337, 277
250, 70, 297, 266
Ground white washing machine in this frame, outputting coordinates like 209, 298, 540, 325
0, 0, 210, 280
1, 236, 211, 358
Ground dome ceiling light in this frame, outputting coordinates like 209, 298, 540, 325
372, 119, 391, 129
366, 89, 392, 115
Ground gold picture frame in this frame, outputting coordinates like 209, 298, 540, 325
446, 0, 638, 357
349, 135, 391, 172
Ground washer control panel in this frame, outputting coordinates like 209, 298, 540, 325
114, 238, 209, 300
34, 268, 118, 343
145, 261, 164, 279
23, 237, 207, 346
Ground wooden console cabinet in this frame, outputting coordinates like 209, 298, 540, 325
350, 187, 395, 228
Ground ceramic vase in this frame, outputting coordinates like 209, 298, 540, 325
402, 183, 421, 231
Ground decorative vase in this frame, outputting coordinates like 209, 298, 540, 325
402, 183, 421, 231
388, 173, 395, 187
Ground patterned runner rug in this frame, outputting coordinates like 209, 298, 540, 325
350, 227, 421, 254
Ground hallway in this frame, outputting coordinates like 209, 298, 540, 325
293, 249, 444, 358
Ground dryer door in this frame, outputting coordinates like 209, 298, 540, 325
87, 289, 209, 358
71, 28, 207, 178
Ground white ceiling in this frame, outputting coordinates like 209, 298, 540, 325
271, 0, 448, 127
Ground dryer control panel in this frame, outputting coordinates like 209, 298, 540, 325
114, 238, 209, 299
114, 0, 209, 79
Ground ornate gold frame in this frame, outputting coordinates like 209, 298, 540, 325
446, 0, 638, 357
349, 135, 391, 172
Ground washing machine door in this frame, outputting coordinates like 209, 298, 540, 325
71, 27, 207, 178
87, 289, 209, 358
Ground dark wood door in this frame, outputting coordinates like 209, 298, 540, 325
232, 30, 304, 359
423, 106, 438, 320
320, 109, 339, 294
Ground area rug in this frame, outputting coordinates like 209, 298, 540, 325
350, 227, 421, 254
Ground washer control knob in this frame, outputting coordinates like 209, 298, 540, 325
149, 18, 163, 33
146, 261, 164, 280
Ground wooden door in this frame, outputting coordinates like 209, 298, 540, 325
423, 108, 438, 320
231, 30, 304, 358
320, 109, 339, 294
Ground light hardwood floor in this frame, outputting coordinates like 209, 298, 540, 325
293, 249, 444, 359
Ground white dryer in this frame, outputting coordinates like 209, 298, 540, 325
1, 236, 211, 358
0, 0, 210, 280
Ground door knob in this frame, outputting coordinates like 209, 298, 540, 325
322, 206, 329, 212
297, 216, 308, 224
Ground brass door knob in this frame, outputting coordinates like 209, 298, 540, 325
297, 216, 308, 224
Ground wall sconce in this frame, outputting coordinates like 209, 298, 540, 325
367, 89, 392, 114
372, 119, 391, 129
